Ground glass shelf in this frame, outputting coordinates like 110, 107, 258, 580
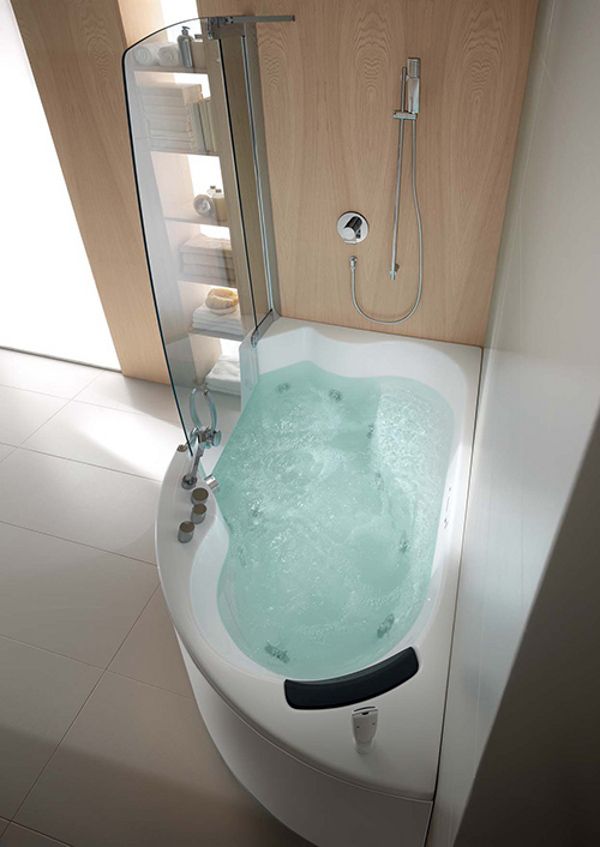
133, 64, 206, 75
189, 326, 245, 342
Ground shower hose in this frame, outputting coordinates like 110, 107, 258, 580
350, 118, 423, 325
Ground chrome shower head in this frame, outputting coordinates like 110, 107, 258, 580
406, 57, 421, 115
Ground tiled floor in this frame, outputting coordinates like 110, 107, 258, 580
0, 349, 308, 847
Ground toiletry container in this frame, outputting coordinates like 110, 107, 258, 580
208, 186, 227, 224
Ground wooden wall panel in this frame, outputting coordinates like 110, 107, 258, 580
11, 0, 169, 381
198, 0, 538, 346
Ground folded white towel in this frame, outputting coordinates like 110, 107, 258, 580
181, 240, 234, 271
158, 44, 182, 67
151, 140, 200, 153
149, 128, 196, 140
205, 353, 241, 396
140, 83, 203, 103
182, 266, 236, 284
191, 304, 242, 336
181, 232, 232, 256
181, 250, 234, 265
133, 44, 162, 67
148, 119, 194, 130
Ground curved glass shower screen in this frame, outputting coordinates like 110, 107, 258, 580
123, 16, 292, 447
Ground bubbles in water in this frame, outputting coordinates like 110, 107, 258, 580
213, 361, 453, 680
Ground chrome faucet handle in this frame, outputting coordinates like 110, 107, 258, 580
337, 212, 369, 244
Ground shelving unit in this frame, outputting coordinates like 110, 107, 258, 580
124, 16, 278, 440
125, 36, 251, 357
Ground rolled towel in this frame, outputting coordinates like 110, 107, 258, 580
132, 43, 162, 67
158, 44, 183, 67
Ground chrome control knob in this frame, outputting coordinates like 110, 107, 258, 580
337, 211, 369, 244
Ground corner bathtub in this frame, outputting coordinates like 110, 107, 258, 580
157, 319, 480, 847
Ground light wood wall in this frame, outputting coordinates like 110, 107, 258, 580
198, 0, 538, 346
11, 0, 169, 381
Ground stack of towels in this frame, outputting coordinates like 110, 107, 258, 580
180, 232, 236, 285
205, 352, 241, 396
191, 301, 242, 336
139, 83, 216, 155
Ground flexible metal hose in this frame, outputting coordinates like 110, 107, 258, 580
350, 119, 423, 325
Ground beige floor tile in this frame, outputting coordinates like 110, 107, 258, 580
0, 824, 70, 846
17, 673, 307, 847
0, 445, 14, 463
23, 402, 181, 481
0, 523, 157, 667
0, 388, 66, 447
0, 450, 159, 564
109, 590, 192, 696
0, 351, 97, 400
0, 637, 101, 819
75, 371, 178, 422
0, 822, 7, 839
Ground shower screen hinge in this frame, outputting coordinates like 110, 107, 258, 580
203, 15, 295, 40
251, 309, 276, 348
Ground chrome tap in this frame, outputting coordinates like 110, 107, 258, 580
181, 386, 222, 490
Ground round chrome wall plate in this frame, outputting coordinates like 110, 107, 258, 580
337, 211, 369, 244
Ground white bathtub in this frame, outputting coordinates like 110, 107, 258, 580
156, 318, 481, 847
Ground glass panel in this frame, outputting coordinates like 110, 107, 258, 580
123, 18, 273, 445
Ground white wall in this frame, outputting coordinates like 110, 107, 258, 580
428, 0, 600, 843
0, 0, 119, 369
454, 409, 600, 845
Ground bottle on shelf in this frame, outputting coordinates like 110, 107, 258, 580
207, 185, 227, 224
191, 36, 207, 71
177, 26, 194, 68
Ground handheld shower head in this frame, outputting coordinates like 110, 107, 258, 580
406, 57, 421, 115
